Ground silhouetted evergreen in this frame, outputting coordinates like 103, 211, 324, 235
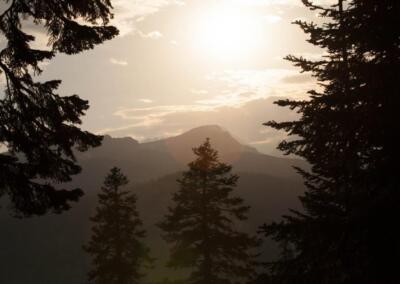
159, 138, 260, 284
84, 167, 151, 284
0, 0, 118, 216
262, 0, 399, 283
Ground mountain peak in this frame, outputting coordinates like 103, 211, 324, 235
76, 125, 305, 183
186, 124, 225, 132
177, 125, 235, 142
179, 125, 230, 139
102, 135, 139, 145
142, 125, 257, 164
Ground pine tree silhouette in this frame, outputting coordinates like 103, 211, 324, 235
261, 0, 399, 283
84, 167, 151, 284
0, 0, 118, 216
159, 138, 260, 284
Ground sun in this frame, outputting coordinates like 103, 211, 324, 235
195, 5, 264, 62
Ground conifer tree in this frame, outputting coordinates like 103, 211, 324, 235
0, 0, 118, 216
159, 138, 260, 284
261, 0, 399, 282
84, 167, 151, 284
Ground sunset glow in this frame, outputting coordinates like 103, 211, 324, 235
196, 5, 264, 61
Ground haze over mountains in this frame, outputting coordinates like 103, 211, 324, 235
1, 125, 307, 283
75, 125, 305, 187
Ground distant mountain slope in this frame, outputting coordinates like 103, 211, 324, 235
1, 125, 307, 283
142, 125, 257, 159
141, 125, 306, 179
72, 125, 306, 188
75, 135, 182, 185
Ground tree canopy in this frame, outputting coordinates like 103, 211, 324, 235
84, 167, 151, 284
0, 0, 118, 216
160, 139, 260, 284
262, 0, 399, 282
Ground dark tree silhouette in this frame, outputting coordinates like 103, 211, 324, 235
0, 0, 118, 216
84, 167, 151, 284
261, 0, 399, 283
159, 138, 260, 284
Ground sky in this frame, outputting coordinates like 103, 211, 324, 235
1, 0, 334, 156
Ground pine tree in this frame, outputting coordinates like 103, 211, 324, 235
261, 0, 399, 283
159, 138, 260, 284
0, 0, 118, 216
84, 167, 151, 284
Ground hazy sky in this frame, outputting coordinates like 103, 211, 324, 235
1, 0, 334, 155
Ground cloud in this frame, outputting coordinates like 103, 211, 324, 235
110, 58, 128, 66
97, 104, 213, 134
250, 138, 275, 145
204, 68, 315, 101
206, 69, 294, 88
106, 68, 313, 130
96, 67, 316, 155
112, 0, 183, 36
138, 30, 163, 40
114, 104, 214, 121
96, 120, 163, 134
195, 92, 262, 108
138, 99, 154, 103
282, 73, 314, 84
97, 96, 299, 156
96, 66, 318, 155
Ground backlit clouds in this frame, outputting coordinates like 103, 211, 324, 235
195, 92, 262, 108
110, 58, 128, 66
138, 99, 154, 103
114, 104, 214, 121
104, 67, 315, 139
112, 0, 184, 35
98, 96, 299, 156
138, 30, 163, 40
282, 73, 314, 84
205, 68, 315, 100
95, 65, 314, 155
15, 0, 327, 156
110, 67, 312, 131
208, 69, 294, 90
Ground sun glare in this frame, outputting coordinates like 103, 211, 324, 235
196, 5, 264, 61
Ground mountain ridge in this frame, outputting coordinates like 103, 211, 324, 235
73, 124, 306, 187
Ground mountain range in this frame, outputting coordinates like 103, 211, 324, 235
0, 125, 307, 283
